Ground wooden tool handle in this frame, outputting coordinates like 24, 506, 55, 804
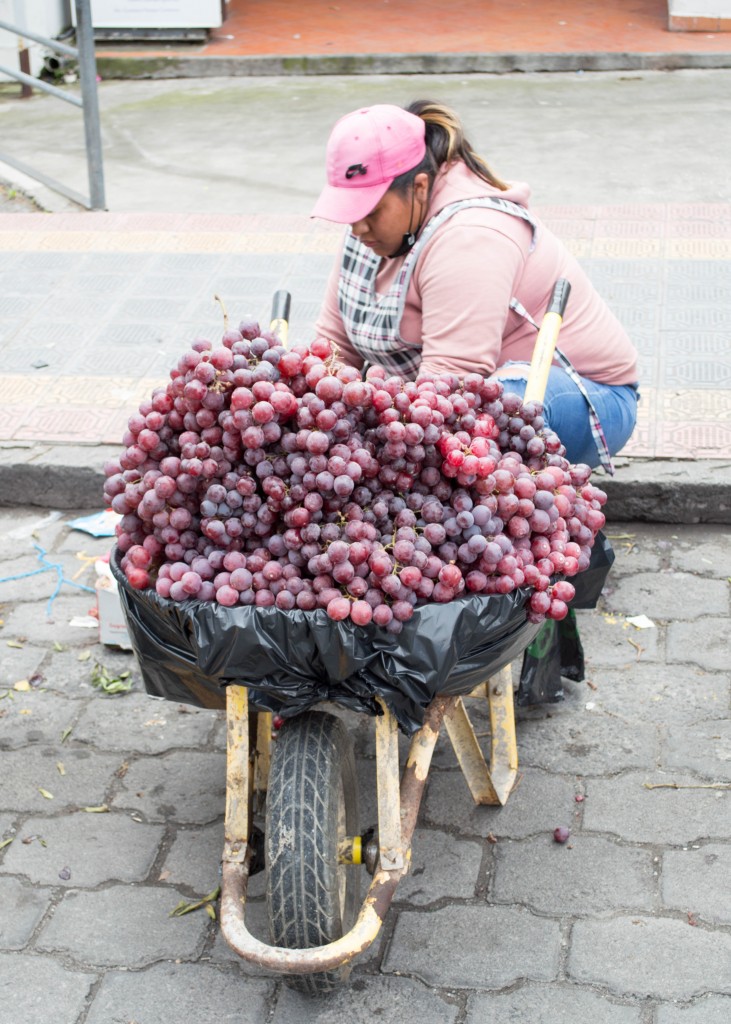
523, 279, 571, 404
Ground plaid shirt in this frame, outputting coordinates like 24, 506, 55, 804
337, 196, 537, 379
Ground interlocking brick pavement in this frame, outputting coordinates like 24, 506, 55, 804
1, 509, 730, 1020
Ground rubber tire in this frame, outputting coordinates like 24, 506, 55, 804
265, 711, 361, 995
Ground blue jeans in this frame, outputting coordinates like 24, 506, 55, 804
494, 362, 639, 468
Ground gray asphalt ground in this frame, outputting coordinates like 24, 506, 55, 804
0, 68, 730, 1023
2, 68, 730, 213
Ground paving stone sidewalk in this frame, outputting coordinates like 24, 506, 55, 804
0, 507, 729, 1022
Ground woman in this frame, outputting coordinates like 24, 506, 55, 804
311, 100, 639, 472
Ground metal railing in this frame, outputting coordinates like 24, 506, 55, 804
0, 0, 105, 209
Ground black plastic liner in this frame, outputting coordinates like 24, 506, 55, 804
517, 531, 614, 706
563, 531, 615, 611
111, 532, 613, 735
111, 553, 536, 734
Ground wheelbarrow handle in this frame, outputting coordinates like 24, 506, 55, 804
523, 278, 571, 404
270, 289, 291, 344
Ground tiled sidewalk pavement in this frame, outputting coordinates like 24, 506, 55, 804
1, 204, 730, 460
1, 508, 730, 1021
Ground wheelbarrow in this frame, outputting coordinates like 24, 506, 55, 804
113, 278, 591, 995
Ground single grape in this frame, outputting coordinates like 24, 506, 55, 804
548, 598, 569, 621
180, 571, 202, 595
349, 600, 373, 626
326, 596, 351, 621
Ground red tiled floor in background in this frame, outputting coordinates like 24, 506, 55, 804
94, 0, 731, 60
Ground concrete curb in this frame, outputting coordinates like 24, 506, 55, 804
602, 457, 731, 524
93, 50, 731, 79
0, 163, 80, 215
1, 443, 729, 524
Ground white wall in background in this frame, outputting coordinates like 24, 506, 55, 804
0, 0, 71, 81
72, 1, 223, 29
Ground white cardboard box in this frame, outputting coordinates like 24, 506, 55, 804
96, 575, 133, 650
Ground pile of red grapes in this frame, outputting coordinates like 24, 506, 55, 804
105, 313, 607, 634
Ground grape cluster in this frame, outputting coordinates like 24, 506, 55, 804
105, 314, 607, 634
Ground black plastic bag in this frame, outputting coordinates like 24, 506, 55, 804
111, 550, 541, 735
516, 610, 585, 706
566, 530, 615, 609
516, 530, 614, 705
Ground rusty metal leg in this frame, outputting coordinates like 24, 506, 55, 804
254, 711, 271, 797
487, 664, 519, 803
219, 696, 454, 975
443, 696, 501, 805
447, 664, 519, 806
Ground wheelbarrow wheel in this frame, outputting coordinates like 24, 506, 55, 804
265, 710, 361, 995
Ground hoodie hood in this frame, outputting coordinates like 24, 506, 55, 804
425, 161, 532, 220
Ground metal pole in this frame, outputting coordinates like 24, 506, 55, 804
0, 19, 80, 57
74, 0, 106, 210
17, 39, 32, 98
0, 62, 84, 106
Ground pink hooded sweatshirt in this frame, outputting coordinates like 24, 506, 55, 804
315, 161, 638, 386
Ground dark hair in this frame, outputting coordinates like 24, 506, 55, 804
389, 99, 509, 194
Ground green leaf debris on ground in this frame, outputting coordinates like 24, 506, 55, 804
169, 886, 221, 920
90, 662, 133, 695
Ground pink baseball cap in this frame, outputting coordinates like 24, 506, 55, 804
311, 105, 427, 224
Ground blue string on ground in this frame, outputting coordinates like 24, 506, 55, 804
0, 544, 96, 617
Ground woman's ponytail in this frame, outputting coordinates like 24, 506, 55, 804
406, 100, 509, 191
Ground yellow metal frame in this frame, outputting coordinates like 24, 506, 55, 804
444, 664, 518, 806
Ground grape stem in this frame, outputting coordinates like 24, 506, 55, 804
211, 376, 232, 394
213, 294, 229, 331
325, 339, 341, 369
